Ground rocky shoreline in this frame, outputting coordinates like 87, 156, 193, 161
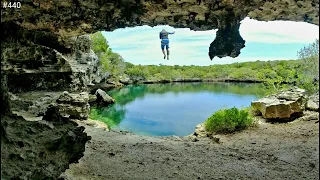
5, 81, 318, 179
120, 78, 264, 85
62, 110, 319, 180
60, 87, 319, 179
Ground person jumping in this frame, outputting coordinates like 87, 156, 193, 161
159, 29, 175, 60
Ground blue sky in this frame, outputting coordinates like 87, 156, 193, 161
102, 17, 319, 66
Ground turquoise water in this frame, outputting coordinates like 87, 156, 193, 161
91, 82, 264, 136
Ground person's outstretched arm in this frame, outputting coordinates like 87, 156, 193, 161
168, 31, 175, 35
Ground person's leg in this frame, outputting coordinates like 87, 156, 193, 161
166, 42, 170, 60
161, 43, 166, 59
162, 49, 166, 59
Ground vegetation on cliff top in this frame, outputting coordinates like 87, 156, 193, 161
90, 32, 126, 81
124, 59, 317, 94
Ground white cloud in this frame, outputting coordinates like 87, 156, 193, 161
102, 18, 319, 65
240, 17, 319, 44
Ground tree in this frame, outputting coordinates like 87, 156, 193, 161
90, 32, 109, 54
297, 39, 319, 93
298, 39, 319, 78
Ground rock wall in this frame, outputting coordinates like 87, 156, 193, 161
1, 19, 100, 180
1, 74, 11, 116
2, 23, 105, 93
1, 114, 90, 180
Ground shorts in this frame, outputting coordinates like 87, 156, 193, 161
161, 39, 170, 50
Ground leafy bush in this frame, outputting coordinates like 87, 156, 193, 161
204, 107, 253, 133
90, 31, 109, 54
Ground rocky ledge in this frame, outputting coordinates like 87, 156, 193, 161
252, 88, 319, 120
1, 87, 118, 179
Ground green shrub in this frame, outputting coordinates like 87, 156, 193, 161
204, 107, 253, 133
90, 32, 109, 54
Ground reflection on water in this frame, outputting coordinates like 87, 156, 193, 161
90, 82, 264, 136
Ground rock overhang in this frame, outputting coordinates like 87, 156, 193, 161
1, 0, 318, 61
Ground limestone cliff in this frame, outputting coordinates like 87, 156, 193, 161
2, 22, 105, 93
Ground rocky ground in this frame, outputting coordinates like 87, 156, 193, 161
61, 111, 319, 180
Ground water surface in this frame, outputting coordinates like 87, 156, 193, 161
91, 82, 263, 136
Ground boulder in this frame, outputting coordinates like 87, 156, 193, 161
251, 88, 306, 119
119, 77, 131, 85
88, 94, 97, 103
306, 93, 319, 111
51, 91, 90, 120
95, 89, 115, 105
57, 91, 89, 105
57, 104, 90, 120
193, 123, 208, 138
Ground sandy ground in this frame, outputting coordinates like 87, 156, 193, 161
61, 112, 319, 180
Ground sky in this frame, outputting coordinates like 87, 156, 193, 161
102, 17, 319, 66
